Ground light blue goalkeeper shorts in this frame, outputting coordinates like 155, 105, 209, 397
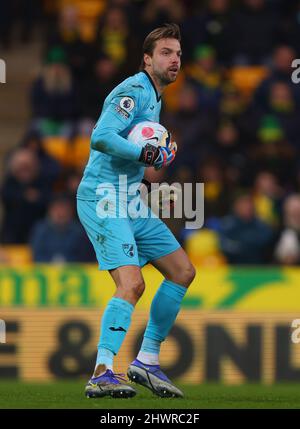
77, 199, 181, 270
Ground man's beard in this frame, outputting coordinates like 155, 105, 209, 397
154, 69, 176, 86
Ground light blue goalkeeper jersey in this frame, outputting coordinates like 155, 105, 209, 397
77, 71, 161, 201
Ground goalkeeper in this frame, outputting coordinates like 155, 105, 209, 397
77, 23, 195, 399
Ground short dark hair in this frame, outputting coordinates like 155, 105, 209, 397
140, 23, 181, 70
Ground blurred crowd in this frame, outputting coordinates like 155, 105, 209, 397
1, 0, 300, 266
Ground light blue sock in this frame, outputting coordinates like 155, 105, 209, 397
140, 337, 161, 354
139, 280, 187, 362
96, 297, 134, 369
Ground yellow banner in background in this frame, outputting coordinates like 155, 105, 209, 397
0, 265, 300, 310
1, 309, 300, 384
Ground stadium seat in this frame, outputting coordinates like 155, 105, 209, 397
228, 66, 269, 97
72, 136, 90, 168
76, 0, 106, 42
163, 72, 186, 112
0, 245, 33, 265
185, 229, 226, 266
42, 136, 71, 167
55, 0, 106, 42
76, 0, 106, 18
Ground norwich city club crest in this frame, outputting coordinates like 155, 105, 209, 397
122, 244, 135, 258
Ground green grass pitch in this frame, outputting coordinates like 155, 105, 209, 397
1, 382, 300, 409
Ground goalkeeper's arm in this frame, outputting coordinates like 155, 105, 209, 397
92, 120, 176, 168
91, 86, 176, 167
91, 125, 141, 160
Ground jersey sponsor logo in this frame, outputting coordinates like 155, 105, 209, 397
120, 97, 135, 112
115, 105, 130, 119
122, 244, 135, 257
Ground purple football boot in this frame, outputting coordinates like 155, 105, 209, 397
127, 359, 183, 398
85, 365, 136, 399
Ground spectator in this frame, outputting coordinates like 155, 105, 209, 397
278, 0, 300, 56
46, 4, 93, 80
248, 115, 296, 186
254, 45, 300, 108
185, 44, 222, 110
255, 81, 300, 150
141, 0, 186, 37
274, 194, 300, 265
30, 47, 79, 131
198, 159, 231, 218
20, 131, 61, 187
230, 0, 279, 64
218, 83, 258, 147
163, 81, 216, 177
213, 120, 243, 165
94, 7, 140, 75
219, 193, 274, 264
107, 0, 143, 34
252, 171, 283, 228
59, 168, 83, 213
79, 53, 120, 122
0, 148, 50, 244
181, 0, 234, 64
30, 195, 95, 263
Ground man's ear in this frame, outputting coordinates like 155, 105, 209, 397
144, 54, 151, 67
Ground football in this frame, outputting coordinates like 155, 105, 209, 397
127, 121, 170, 148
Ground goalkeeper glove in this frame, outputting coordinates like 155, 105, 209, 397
138, 134, 177, 169
154, 140, 177, 170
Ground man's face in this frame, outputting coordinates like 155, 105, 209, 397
145, 38, 181, 86
49, 201, 73, 226
234, 196, 255, 221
